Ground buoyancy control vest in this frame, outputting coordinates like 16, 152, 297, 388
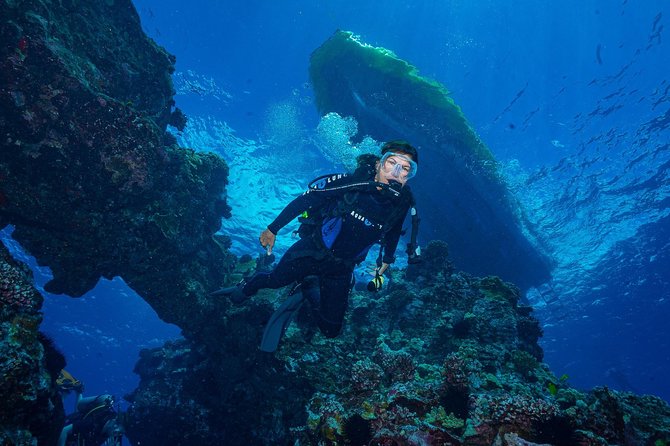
296, 159, 421, 265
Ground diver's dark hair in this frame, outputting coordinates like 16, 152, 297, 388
381, 140, 418, 164
353, 153, 380, 179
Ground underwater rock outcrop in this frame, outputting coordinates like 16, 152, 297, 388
125, 241, 670, 445
124, 313, 314, 445
0, 1, 233, 335
0, 1, 239, 442
309, 31, 552, 290
1, 242, 65, 446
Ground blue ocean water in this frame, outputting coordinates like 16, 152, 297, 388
3, 0, 667, 418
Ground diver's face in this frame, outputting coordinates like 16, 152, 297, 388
377, 151, 415, 185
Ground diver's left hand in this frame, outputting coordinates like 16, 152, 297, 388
375, 263, 390, 277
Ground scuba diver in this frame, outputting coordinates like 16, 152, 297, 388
212, 140, 421, 352
57, 370, 125, 446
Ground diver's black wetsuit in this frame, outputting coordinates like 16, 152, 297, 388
242, 174, 410, 337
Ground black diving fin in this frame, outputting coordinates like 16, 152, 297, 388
260, 292, 305, 353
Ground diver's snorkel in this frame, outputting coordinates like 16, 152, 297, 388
387, 179, 403, 189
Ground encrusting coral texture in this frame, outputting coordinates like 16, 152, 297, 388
0, 0, 233, 337
1, 1, 233, 442
1, 242, 65, 445
125, 242, 670, 445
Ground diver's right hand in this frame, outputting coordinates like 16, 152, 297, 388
259, 228, 276, 255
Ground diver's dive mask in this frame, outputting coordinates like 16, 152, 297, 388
380, 152, 418, 181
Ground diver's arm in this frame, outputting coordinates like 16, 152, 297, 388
267, 174, 360, 234
261, 188, 333, 253
266, 187, 336, 235
380, 205, 410, 266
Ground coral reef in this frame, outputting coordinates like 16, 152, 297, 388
1, 242, 65, 445
1, 3, 669, 446
0, 0, 233, 337
125, 319, 314, 445
125, 241, 670, 445
1, 1, 234, 440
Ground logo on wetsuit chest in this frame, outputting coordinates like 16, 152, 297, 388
311, 174, 347, 190
350, 210, 382, 229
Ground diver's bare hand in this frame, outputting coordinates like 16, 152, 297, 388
259, 228, 276, 255
367, 263, 389, 277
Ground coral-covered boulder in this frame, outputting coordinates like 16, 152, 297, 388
1, 1, 239, 439
0, 242, 65, 445
125, 327, 314, 445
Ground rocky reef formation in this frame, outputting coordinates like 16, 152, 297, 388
125, 242, 670, 445
1, 1, 234, 441
310, 31, 552, 290
1, 242, 65, 445
0, 0, 233, 337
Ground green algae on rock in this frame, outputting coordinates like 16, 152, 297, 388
309, 31, 552, 290
310, 31, 491, 166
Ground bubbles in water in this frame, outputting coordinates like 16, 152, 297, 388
314, 112, 381, 170
262, 100, 307, 156
356, 136, 383, 156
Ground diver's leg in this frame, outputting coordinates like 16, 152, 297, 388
259, 274, 321, 352
300, 275, 320, 306
211, 240, 318, 302
242, 241, 319, 296
314, 271, 354, 338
